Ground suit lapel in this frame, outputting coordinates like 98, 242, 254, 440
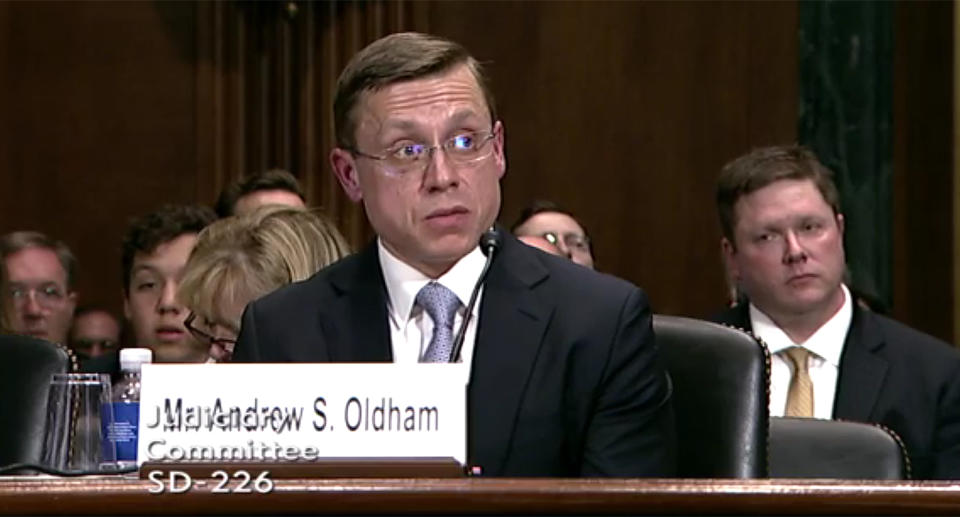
322, 242, 392, 362
468, 236, 552, 475
833, 307, 887, 421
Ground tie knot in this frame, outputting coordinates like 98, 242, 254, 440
415, 282, 461, 330
783, 346, 811, 372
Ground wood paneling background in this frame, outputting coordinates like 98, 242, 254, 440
0, 1, 201, 313
417, 1, 798, 318
0, 1, 952, 341
893, 0, 955, 342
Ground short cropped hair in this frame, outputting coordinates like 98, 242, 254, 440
511, 200, 596, 263
215, 169, 306, 218
121, 204, 217, 293
716, 145, 842, 244
333, 32, 497, 150
510, 200, 584, 234
0, 231, 77, 289
178, 205, 350, 323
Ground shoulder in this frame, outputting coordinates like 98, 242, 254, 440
709, 303, 751, 329
248, 250, 368, 316
507, 234, 644, 303
498, 236, 651, 331
860, 311, 960, 364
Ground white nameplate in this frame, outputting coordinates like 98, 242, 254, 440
137, 363, 467, 465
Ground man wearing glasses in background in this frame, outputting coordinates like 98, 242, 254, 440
512, 200, 595, 269
234, 32, 675, 477
0, 231, 77, 346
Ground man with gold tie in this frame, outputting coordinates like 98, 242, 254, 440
713, 144, 960, 479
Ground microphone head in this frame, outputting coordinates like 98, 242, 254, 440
479, 228, 502, 257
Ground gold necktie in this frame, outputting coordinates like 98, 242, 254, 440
783, 347, 814, 417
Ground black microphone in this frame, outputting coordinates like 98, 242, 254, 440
449, 228, 501, 363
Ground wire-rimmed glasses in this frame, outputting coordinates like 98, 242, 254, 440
542, 232, 591, 253
348, 128, 497, 176
184, 312, 237, 348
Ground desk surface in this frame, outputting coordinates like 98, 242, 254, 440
3, 477, 960, 515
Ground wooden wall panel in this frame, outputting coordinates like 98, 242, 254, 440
417, 1, 798, 318
893, 1, 955, 342
3, 1, 950, 340
0, 1, 200, 315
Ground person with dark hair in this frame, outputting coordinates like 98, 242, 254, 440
511, 200, 595, 269
121, 204, 217, 362
0, 231, 77, 344
69, 306, 121, 360
233, 32, 675, 477
215, 169, 306, 217
713, 144, 960, 479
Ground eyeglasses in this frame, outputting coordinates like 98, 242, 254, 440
6, 283, 67, 308
184, 312, 237, 347
542, 232, 591, 253
349, 129, 497, 176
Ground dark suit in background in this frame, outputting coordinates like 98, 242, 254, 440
235, 234, 676, 477
714, 303, 960, 479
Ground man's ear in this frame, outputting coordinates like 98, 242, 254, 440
721, 237, 738, 280
836, 213, 845, 235
492, 120, 506, 180
66, 291, 78, 315
330, 148, 364, 202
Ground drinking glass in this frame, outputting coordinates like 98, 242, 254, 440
41, 373, 117, 472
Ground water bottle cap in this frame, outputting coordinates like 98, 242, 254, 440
119, 348, 153, 372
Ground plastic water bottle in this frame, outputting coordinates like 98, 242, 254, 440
107, 348, 152, 469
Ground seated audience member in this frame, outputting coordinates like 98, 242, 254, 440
517, 235, 562, 256
0, 231, 77, 344
713, 144, 960, 479
122, 204, 217, 362
215, 169, 307, 217
69, 306, 121, 360
233, 32, 675, 477
511, 200, 595, 269
178, 206, 350, 362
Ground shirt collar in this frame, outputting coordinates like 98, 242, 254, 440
749, 284, 852, 367
378, 239, 486, 326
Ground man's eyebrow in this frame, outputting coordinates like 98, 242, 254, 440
448, 109, 484, 126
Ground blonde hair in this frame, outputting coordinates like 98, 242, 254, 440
178, 205, 350, 326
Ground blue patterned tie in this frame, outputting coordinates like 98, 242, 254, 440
416, 282, 462, 363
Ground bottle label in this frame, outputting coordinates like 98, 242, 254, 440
103, 402, 140, 462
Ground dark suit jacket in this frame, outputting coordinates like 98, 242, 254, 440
714, 303, 960, 479
234, 233, 676, 477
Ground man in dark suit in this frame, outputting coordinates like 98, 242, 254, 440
714, 145, 960, 479
233, 32, 675, 477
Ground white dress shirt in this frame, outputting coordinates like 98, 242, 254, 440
750, 284, 853, 419
378, 239, 485, 368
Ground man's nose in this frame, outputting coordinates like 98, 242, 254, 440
157, 281, 182, 314
22, 292, 44, 316
783, 231, 807, 264
422, 147, 460, 191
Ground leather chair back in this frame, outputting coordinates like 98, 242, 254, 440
654, 315, 770, 478
0, 335, 75, 467
770, 417, 909, 479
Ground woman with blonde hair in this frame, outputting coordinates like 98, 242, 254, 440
178, 205, 350, 362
